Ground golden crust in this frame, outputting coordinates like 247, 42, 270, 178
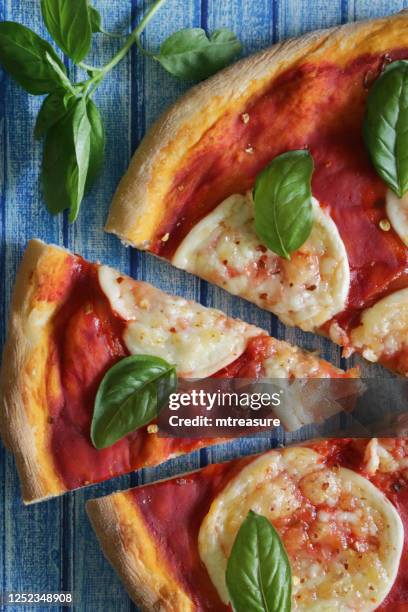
106, 10, 408, 246
87, 492, 194, 612
0, 239, 71, 503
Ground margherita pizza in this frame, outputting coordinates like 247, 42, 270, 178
106, 11, 408, 376
0, 240, 352, 503
87, 438, 408, 611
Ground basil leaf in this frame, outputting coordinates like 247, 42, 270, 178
0, 21, 67, 94
254, 150, 314, 260
34, 89, 74, 139
364, 60, 408, 198
88, 5, 102, 33
88, 5, 121, 38
41, 0, 92, 63
41, 97, 91, 220
85, 99, 105, 188
156, 28, 241, 81
226, 511, 292, 612
91, 355, 177, 449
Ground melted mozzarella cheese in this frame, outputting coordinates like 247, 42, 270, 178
98, 265, 262, 378
172, 194, 350, 332
262, 341, 349, 430
198, 447, 403, 611
386, 189, 408, 246
350, 288, 408, 363
364, 439, 407, 475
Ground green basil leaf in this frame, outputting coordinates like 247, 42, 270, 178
364, 60, 408, 198
91, 355, 177, 449
41, 0, 92, 63
88, 5, 102, 33
0, 21, 67, 94
34, 89, 74, 139
88, 5, 121, 37
254, 150, 314, 260
85, 99, 105, 188
156, 28, 241, 81
226, 511, 292, 612
41, 97, 91, 220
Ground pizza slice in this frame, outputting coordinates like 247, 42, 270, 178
87, 438, 408, 611
0, 240, 354, 504
106, 10, 408, 376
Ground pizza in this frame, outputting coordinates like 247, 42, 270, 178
0, 239, 355, 504
106, 11, 408, 376
87, 438, 408, 611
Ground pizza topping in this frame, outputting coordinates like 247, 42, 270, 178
253, 150, 314, 260
173, 193, 350, 331
364, 439, 408, 476
98, 264, 262, 377
263, 341, 333, 379
379, 218, 391, 232
386, 189, 408, 246
261, 341, 354, 430
364, 60, 408, 199
91, 355, 177, 449
350, 288, 408, 363
225, 510, 292, 612
198, 447, 403, 611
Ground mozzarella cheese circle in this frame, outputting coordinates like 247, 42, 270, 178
386, 189, 408, 247
198, 447, 403, 611
350, 288, 408, 363
98, 265, 262, 378
173, 194, 350, 332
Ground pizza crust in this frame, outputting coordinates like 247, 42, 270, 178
0, 239, 69, 503
87, 493, 194, 612
106, 10, 408, 247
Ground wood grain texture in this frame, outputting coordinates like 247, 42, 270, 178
0, 1, 407, 610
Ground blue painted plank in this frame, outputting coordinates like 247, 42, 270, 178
348, 0, 408, 20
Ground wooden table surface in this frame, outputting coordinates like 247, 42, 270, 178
0, 0, 405, 610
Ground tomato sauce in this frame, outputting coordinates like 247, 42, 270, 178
45, 259, 270, 490
131, 439, 408, 611
155, 51, 408, 329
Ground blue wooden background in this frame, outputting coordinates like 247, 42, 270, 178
0, 0, 404, 610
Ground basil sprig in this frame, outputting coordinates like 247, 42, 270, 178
254, 150, 314, 259
153, 28, 241, 81
0, 0, 240, 222
364, 60, 408, 198
91, 355, 177, 449
226, 511, 292, 612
